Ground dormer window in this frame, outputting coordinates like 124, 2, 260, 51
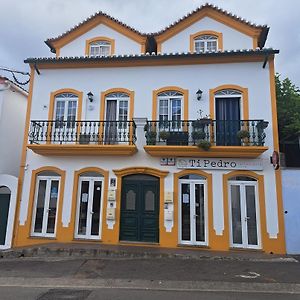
194, 35, 218, 53
190, 31, 223, 53
90, 41, 111, 57
86, 37, 115, 57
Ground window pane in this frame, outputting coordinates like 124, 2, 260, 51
46, 180, 59, 234
78, 181, 89, 235
34, 180, 47, 233
245, 185, 258, 245
181, 183, 190, 241
126, 190, 136, 211
195, 184, 205, 242
171, 98, 181, 121
231, 185, 242, 245
55, 101, 65, 121
145, 190, 155, 211
91, 181, 102, 236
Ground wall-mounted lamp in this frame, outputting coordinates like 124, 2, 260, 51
87, 91, 94, 102
196, 89, 203, 101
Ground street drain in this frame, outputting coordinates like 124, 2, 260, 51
38, 289, 91, 300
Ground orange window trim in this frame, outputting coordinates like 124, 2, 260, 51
222, 170, 268, 251
25, 166, 66, 240
174, 169, 213, 247
48, 88, 83, 121
70, 167, 109, 240
85, 36, 115, 56
100, 88, 135, 140
100, 88, 134, 121
190, 30, 223, 52
152, 86, 189, 120
209, 84, 249, 120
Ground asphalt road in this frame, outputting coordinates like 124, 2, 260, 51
0, 287, 300, 300
0, 256, 299, 299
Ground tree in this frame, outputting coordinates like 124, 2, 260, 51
276, 74, 300, 144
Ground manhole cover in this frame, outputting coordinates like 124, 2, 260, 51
38, 289, 91, 300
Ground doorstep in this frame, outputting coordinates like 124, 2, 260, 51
0, 243, 295, 262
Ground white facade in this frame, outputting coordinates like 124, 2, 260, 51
0, 80, 27, 177
0, 78, 27, 249
14, 5, 286, 253
59, 23, 142, 57
160, 17, 253, 53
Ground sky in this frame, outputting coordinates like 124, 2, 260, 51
0, 0, 299, 87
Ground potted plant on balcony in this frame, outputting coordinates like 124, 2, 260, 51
147, 130, 157, 145
256, 120, 269, 129
193, 110, 212, 128
197, 139, 211, 151
237, 129, 250, 145
191, 131, 206, 141
159, 130, 170, 141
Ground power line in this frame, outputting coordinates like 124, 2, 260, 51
0, 67, 30, 85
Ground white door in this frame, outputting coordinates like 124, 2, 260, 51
179, 179, 208, 245
32, 176, 60, 237
75, 177, 104, 240
229, 181, 261, 249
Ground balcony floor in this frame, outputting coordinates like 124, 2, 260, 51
144, 145, 269, 158
27, 144, 137, 156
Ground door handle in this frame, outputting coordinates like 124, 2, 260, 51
90, 211, 94, 214
245, 217, 250, 221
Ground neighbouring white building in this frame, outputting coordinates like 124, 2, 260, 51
0, 76, 27, 249
13, 4, 286, 253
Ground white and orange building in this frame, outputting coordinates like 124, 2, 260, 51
0, 76, 27, 249
13, 4, 285, 253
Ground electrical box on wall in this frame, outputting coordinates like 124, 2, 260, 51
164, 192, 173, 203
108, 189, 116, 201
165, 211, 173, 221
106, 207, 115, 220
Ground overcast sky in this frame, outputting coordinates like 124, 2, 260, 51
1, 0, 299, 87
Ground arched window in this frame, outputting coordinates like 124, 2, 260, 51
54, 93, 78, 124
105, 92, 129, 122
89, 40, 111, 57
194, 35, 218, 53
157, 91, 183, 122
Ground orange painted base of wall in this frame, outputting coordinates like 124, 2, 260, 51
13, 221, 285, 254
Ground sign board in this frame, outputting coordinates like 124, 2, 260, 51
177, 158, 263, 171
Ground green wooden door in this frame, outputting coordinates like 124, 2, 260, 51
0, 193, 10, 245
120, 175, 159, 243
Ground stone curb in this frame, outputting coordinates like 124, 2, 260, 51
0, 246, 297, 262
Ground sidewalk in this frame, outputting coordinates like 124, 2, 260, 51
1, 242, 297, 262
0, 244, 300, 298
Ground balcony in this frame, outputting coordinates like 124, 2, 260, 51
144, 120, 269, 158
27, 120, 137, 156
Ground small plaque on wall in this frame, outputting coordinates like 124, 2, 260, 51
160, 158, 176, 166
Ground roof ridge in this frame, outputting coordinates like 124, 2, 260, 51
46, 4, 268, 43
153, 3, 268, 36
46, 10, 149, 44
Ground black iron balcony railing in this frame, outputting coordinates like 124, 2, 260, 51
29, 120, 137, 145
145, 120, 268, 146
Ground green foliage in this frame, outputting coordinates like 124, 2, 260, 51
276, 74, 300, 141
